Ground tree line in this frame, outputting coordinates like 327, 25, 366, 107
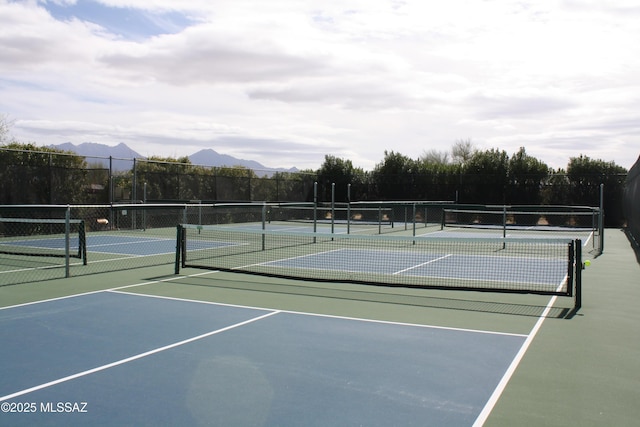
317, 141, 627, 224
0, 134, 629, 226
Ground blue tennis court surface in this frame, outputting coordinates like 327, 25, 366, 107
7, 234, 229, 257
86, 235, 177, 256
0, 291, 526, 426
9, 237, 82, 251
264, 248, 568, 288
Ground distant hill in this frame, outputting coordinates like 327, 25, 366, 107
54, 142, 142, 159
52, 142, 143, 171
49, 143, 298, 174
188, 149, 298, 175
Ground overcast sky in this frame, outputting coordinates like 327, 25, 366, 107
1, 0, 638, 171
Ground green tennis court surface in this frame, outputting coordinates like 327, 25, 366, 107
0, 229, 638, 426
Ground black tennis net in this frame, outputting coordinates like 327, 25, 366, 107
176, 224, 582, 309
441, 206, 602, 256
0, 217, 87, 263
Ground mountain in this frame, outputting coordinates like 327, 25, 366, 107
52, 142, 143, 171
50, 143, 298, 174
55, 142, 143, 159
188, 149, 298, 175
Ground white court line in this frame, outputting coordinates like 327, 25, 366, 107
583, 231, 594, 247
472, 285, 564, 426
0, 270, 216, 311
393, 254, 453, 275
0, 310, 280, 402
87, 237, 173, 248
236, 248, 346, 270
110, 288, 527, 338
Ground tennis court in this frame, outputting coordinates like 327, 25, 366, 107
0, 203, 638, 426
1, 290, 528, 426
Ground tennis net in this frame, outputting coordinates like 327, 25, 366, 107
176, 224, 582, 309
0, 217, 87, 264
268, 204, 394, 233
441, 206, 602, 255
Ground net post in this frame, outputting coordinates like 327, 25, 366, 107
175, 225, 183, 274
574, 239, 582, 312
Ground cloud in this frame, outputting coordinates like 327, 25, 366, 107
1, 0, 639, 173
99, 33, 328, 86
468, 93, 576, 120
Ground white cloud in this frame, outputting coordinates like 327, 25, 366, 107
1, 0, 639, 172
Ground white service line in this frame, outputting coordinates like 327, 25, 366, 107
0, 310, 279, 402
111, 289, 527, 338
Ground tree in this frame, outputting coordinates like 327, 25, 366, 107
461, 148, 509, 203
316, 155, 366, 202
371, 151, 417, 200
213, 166, 256, 201
0, 142, 88, 204
134, 156, 194, 201
567, 155, 627, 226
414, 160, 461, 201
507, 147, 549, 204
0, 113, 13, 144
451, 139, 475, 165
420, 149, 449, 165
270, 170, 317, 202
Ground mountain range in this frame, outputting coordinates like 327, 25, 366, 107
51, 142, 298, 174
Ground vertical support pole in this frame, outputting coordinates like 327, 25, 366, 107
79, 220, 87, 266
262, 202, 266, 251
502, 205, 507, 239
132, 158, 137, 230
404, 206, 408, 231
501, 205, 507, 250
109, 156, 113, 204
65, 206, 70, 278
412, 203, 417, 237
599, 183, 605, 254
313, 182, 317, 243
331, 183, 335, 235
109, 156, 114, 228
143, 182, 147, 231
347, 183, 351, 234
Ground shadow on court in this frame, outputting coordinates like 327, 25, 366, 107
155, 274, 574, 319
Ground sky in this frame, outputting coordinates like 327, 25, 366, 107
1, 0, 638, 171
